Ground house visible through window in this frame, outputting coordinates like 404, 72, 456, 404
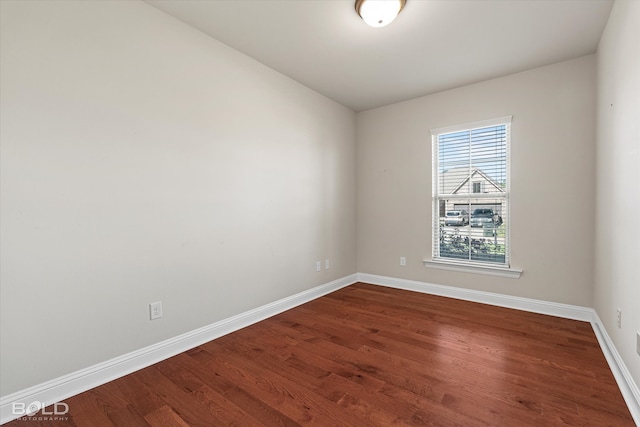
431, 116, 511, 266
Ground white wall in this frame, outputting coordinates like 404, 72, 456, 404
0, 0, 356, 395
595, 0, 640, 387
357, 55, 597, 306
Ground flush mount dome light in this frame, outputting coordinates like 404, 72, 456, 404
355, 0, 406, 28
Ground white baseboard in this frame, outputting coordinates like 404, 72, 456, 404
357, 273, 594, 321
357, 272, 640, 425
0, 274, 358, 425
591, 312, 640, 425
2, 273, 638, 425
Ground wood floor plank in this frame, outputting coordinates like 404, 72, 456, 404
143, 405, 189, 427
106, 405, 150, 427
290, 325, 543, 426
208, 328, 440, 426
4, 283, 634, 426
57, 390, 116, 427
133, 365, 222, 426
202, 340, 372, 426
109, 374, 166, 418
191, 384, 263, 426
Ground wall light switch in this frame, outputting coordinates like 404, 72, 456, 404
400, 257, 406, 266
316, 261, 321, 272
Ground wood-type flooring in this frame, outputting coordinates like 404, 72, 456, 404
5, 283, 634, 426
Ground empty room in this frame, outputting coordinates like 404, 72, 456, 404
1, 0, 638, 425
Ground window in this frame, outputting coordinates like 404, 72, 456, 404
431, 116, 511, 267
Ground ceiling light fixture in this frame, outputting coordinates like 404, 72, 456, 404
355, 0, 406, 28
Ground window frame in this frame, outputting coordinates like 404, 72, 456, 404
427, 116, 520, 277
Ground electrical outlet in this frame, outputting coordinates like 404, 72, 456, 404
400, 257, 406, 266
149, 301, 163, 320
316, 261, 321, 272
616, 308, 622, 328
325, 259, 330, 269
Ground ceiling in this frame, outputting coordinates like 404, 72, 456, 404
146, 0, 613, 112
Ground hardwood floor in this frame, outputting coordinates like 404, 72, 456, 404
7, 283, 634, 426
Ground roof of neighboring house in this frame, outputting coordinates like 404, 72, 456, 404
439, 167, 505, 194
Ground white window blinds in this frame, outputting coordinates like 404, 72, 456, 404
432, 116, 511, 266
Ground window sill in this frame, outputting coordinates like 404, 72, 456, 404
423, 259, 522, 279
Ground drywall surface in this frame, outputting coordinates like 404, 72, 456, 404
595, 0, 640, 388
0, 0, 356, 395
357, 55, 596, 306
